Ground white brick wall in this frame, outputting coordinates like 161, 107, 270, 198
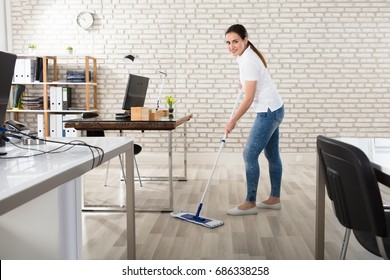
8, 0, 390, 153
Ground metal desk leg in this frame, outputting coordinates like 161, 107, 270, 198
315, 154, 325, 260
125, 144, 136, 260
183, 121, 187, 181
168, 130, 173, 212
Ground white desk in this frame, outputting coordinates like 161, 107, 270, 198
315, 138, 390, 259
0, 137, 135, 259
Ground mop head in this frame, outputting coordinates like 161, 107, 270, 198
171, 211, 224, 229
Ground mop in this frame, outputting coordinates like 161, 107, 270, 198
171, 90, 243, 228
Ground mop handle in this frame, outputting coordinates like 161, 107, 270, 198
222, 89, 243, 141
198, 89, 243, 205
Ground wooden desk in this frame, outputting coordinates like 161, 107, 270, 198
65, 114, 193, 212
0, 137, 135, 259
315, 138, 390, 259
64, 114, 192, 131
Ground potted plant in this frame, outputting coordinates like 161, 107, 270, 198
27, 43, 36, 54
165, 95, 177, 118
66, 46, 73, 54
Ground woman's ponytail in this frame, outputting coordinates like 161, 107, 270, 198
248, 41, 267, 68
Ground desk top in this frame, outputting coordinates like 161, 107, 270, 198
64, 114, 193, 131
0, 137, 133, 215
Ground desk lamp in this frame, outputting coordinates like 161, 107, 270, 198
123, 54, 139, 62
123, 54, 167, 110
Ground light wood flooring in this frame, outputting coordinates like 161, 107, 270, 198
81, 153, 389, 260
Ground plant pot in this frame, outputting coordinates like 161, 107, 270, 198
168, 108, 174, 119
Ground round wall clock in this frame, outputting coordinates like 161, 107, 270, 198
75, 10, 94, 30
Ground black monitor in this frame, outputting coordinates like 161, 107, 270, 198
0, 51, 17, 147
121, 74, 149, 111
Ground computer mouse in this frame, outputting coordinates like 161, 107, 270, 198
82, 112, 99, 119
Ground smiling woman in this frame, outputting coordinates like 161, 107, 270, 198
224, 24, 284, 216
225, 25, 267, 67
225, 32, 246, 57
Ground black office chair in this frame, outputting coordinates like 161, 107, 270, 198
86, 130, 143, 187
316, 135, 390, 259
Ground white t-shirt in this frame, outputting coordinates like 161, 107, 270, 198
236, 46, 283, 112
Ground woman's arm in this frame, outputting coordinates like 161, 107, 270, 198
225, 80, 256, 137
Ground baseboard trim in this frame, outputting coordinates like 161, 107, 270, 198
136, 152, 316, 164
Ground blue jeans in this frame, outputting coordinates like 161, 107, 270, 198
243, 105, 284, 202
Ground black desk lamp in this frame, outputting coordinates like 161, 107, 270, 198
123, 54, 139, 62
123, 54, 167, 110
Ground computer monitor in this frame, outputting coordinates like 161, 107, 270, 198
0, 51, 17, 147
122, 74, 149, 111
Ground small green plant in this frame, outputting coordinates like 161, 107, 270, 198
165, 96, 177, 108
28, 43, 36, 49
66, 46, 73, 51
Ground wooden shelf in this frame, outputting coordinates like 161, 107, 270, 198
12, 81, 97, 86
10, 55, 98, 136
7, 109, 97, 114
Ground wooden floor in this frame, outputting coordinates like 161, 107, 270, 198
81, 153, 389, 260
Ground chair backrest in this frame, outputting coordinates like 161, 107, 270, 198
316, 135, 387, 237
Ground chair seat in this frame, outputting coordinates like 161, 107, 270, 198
353, 211, 390, 258
134, 144, 142, 155
87, 130, 142, 155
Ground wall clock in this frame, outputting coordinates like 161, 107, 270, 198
75, 10, 94, 30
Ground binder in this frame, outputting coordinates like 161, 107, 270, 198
56, 115, 64, 137
12, 58, 38, 83
49, 114, 57, 137
49, 87, 57, 110
13, 59, 25, 83
35, 57, 43, 82
56, 87, 62, 110
57, 87, 72, 110
62, 87, 72, 110
37, 114, 45, 138
24, 59, 36, 83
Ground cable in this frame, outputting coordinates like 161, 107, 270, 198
0, 130, 105, 169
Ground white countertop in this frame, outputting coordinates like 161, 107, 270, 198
0, 137, 133, 215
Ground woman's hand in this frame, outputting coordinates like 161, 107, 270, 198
225, 119, 236, 138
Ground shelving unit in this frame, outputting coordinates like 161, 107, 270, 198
8, 55, 98, 137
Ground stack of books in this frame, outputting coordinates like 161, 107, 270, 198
21, 96, 45, 110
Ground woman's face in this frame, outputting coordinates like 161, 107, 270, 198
225, 32, 248, 57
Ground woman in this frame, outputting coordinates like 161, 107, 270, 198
225, 24, 284, 216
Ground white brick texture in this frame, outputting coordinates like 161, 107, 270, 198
9, 0, 390, 153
